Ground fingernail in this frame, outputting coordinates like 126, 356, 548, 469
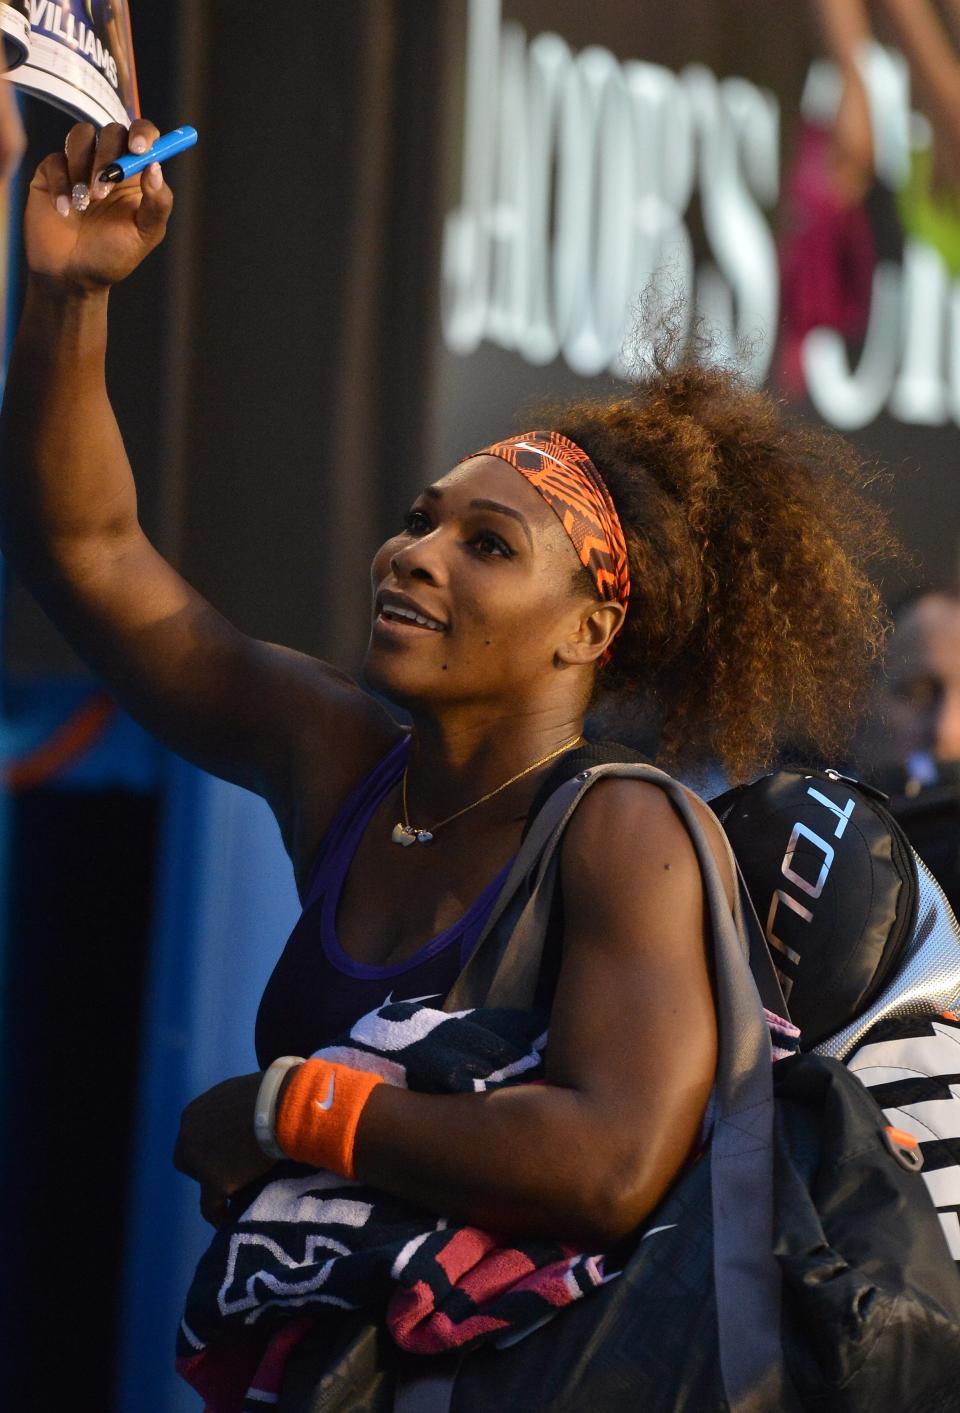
129, 135, 148, 154
56, 194, 71, 218
91, 174, 109, 199
144, 162, 162, 191
71, 183, 90, 212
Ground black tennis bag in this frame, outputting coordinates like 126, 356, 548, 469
422, 1061, 960, 1413
711, 767, 921, 1050
280, 762, 960, 1413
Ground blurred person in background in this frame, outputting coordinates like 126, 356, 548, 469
883, 590, 960, 782
779, 0, 960, 392
858, 589, 960, 912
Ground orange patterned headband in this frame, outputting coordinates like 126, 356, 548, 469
472, 430, 631, 645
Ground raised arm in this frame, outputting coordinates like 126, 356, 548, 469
0, 119, 399, 879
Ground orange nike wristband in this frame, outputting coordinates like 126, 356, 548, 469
274, 1058, 384, 1179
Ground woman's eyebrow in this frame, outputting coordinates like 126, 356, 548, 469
420, 487, 533, 547
469, 498, 533, 547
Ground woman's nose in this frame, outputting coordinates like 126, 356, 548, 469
389, 536, 446, 585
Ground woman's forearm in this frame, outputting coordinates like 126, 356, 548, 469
814, 0, 874, 72
348, 1076, 701, 1249
881, 0, 960, 129
0, 279, 140, 580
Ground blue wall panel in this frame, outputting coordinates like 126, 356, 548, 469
115, 756, 300, 1413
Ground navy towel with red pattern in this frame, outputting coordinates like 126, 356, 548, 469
175, 999, 799, 1413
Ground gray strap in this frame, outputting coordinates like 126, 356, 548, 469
735, 875, 792, 1020
433, 763, 787, 1411
444, 775, 586, 1013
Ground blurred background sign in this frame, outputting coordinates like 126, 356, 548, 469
431, 0, 959, 592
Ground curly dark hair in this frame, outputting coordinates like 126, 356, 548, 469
532, 356, 897, 781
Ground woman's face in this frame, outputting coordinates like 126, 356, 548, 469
364, 455, 598, 711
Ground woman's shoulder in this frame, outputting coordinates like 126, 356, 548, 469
560, 770, 735, 914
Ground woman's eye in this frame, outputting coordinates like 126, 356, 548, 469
471, 531, 512, 557
403, 508, 431, 535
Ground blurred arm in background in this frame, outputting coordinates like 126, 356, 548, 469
815, 0, 960, 200
0, 78, 26, 187
812, 0, 875, 202
881, 0, 960, 195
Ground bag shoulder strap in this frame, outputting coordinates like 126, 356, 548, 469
442, 762, 789, 1411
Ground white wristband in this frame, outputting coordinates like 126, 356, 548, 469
254, 1055, 306, 1159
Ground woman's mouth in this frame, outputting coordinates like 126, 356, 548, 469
375, 603, 446, 633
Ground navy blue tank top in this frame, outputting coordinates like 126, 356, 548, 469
255, 737, 513, 1067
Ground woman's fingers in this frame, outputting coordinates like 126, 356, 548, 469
127, 117, 160, 157
200, 1183, 230, 1229
135, 163, 174, 240
32, 152, 73, 217
89, 121, 128, 196
63, 118, 164, 207
91, 118, 161, 198
64, 122, 97, 188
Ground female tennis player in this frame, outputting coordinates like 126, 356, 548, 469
0, 118, 892, 1385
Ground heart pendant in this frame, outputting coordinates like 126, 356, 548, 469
391, 823, 418, 847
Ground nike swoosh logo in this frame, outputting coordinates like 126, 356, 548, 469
382, 991, 442, 1007
315, 1073, 336, 1111
512, 440, 571, 472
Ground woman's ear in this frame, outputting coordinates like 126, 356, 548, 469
555, 602, 625, 667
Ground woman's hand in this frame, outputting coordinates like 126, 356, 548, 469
173, 1071, 279, 1227
24, 117, 173, 294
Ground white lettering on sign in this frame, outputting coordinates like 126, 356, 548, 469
444, 0, 960, 430
29, 0, 119, 88
442, 0, 778, 384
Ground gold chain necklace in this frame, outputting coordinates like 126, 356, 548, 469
391, 734, 583, 847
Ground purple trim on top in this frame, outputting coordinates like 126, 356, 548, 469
305, 731, 515, 980
302, 734, 411, 909
322, 855, 513, 981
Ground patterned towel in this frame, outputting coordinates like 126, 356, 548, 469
176, 999, 800, 1413
847, 1012, 960, 1264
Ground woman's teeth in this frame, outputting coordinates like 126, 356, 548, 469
381, 606, 444, 631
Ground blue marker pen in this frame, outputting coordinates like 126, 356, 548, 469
97, 125, 198, 185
